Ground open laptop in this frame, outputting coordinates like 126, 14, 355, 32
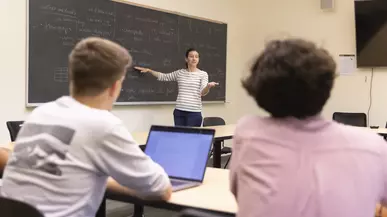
144, 125, 215, 191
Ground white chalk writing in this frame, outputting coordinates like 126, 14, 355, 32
135, 17, 158, 24
121, 28, 144, 36
40, 4, 76, 16
88, 7, 114, 16
45, 23, 72, 34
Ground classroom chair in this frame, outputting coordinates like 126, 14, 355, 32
332, 112, 367, 127
0, 197, 44, 217
203, 117, 231, 168
179, 209, 233, 217
6, 121, 24, 142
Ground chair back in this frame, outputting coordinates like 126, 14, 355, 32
203, 117, 226, 127
179, 209, 233, 217
332, 112, 367, 127
0, 197, 44, 217
6, 121, 24, 141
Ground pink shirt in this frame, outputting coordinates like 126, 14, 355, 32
230, 115, 387, 217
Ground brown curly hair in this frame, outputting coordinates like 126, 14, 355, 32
242, 38, 336, 119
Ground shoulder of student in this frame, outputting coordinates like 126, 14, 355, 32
310, 121, 387, 161
199, 70, 208, 76
29, 99, 124, 134
335, 123, 387, 147
234, 115, 262, 135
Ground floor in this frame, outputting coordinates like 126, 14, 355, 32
106, 155, 231, 217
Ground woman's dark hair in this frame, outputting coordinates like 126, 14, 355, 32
242, 38, 336, 119
185, 48, 198, 68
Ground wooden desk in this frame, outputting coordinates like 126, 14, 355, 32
106, 167, 387, 217
170, 168, 236, 213
98, 125, 236, 217
106, 168, 236, 216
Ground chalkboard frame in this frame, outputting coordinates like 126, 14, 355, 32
26, 0, 228, 107
26, 0, 31, 107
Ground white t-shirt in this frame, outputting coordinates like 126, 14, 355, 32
1, 96, 170, 217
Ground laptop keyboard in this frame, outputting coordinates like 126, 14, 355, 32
171, 180, 187, 187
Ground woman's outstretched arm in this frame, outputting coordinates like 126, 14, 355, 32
134, 66, 178, 81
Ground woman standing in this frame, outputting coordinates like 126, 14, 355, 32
135, 48, 218, 127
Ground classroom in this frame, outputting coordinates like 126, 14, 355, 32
2, 0, 387, 216
1, 0, 386, 141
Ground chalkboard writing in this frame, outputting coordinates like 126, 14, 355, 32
28, 0, 227, 105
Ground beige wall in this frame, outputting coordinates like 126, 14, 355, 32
0, 0, 386, 143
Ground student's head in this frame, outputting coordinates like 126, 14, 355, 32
68, 37, 132, 110
185, 48, 199, 68
242, 38, 336, 119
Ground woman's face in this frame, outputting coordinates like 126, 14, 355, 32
185, 51, 199, 67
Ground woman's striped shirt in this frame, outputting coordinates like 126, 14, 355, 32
157, 69, 209, 112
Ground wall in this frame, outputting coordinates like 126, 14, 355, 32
1, 0, 386, 143
240, 0, 387, 127
0, 0, 254, 143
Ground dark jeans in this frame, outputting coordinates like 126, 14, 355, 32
173, 109, 202, 127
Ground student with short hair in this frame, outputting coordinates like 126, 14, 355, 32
1, 37, 172, 217
230, 38, 387, 217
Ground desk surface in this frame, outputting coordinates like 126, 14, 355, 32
131, 124, 236, 145
170, 168, 237, 214
106, 167, 237, 214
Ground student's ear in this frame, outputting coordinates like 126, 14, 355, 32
109, 78, 123, 99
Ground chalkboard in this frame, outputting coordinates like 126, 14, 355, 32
27, 0, 227, 105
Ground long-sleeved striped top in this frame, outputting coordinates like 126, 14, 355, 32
157, 69, 208, 112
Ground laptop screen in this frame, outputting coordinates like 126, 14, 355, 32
144, 126, 214, 181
